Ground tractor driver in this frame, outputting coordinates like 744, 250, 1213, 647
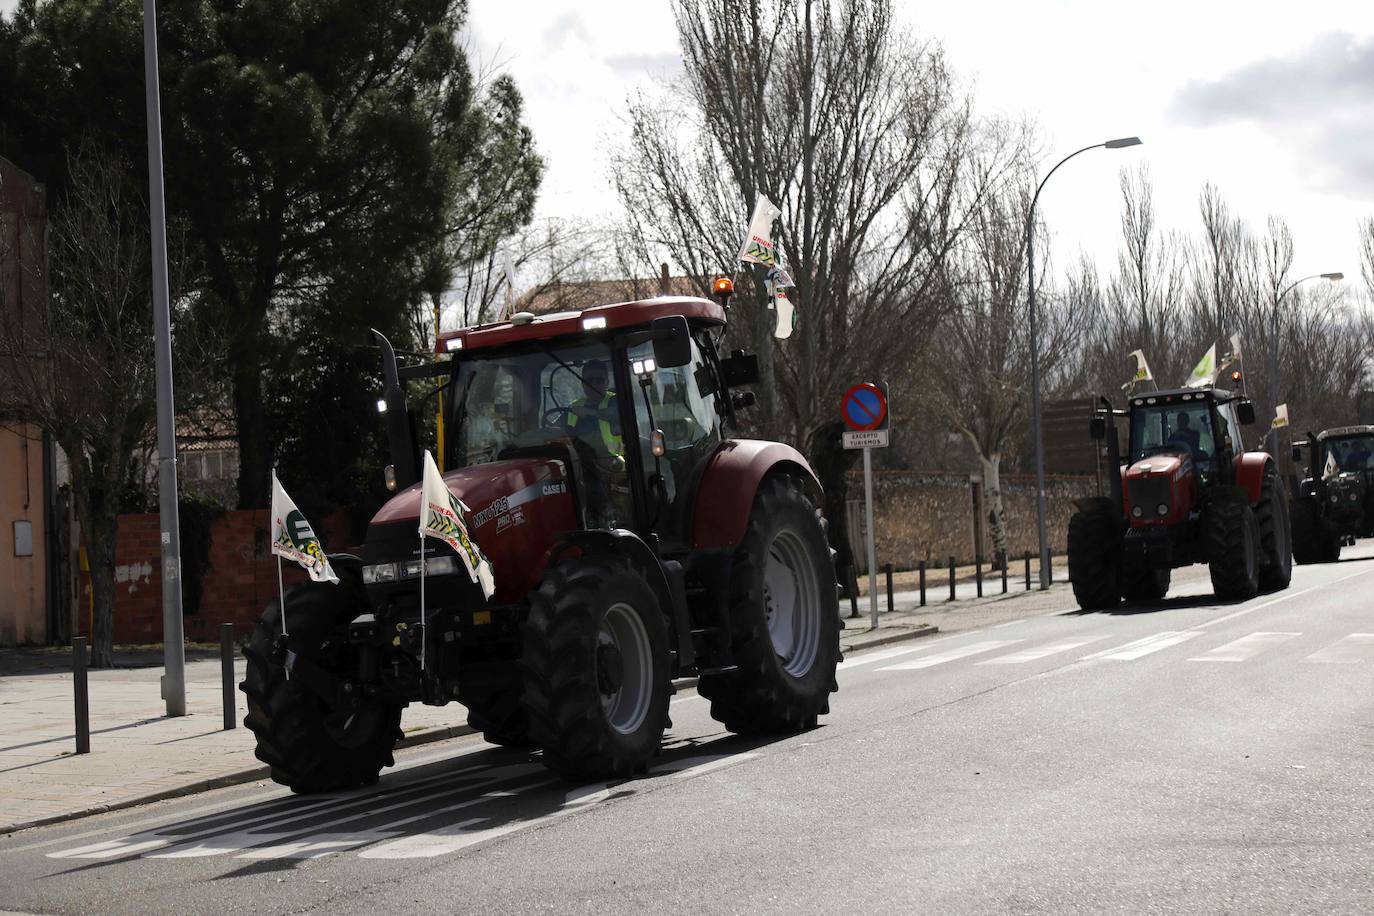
567, 359, 625, 527
1167, 412, 1203, 460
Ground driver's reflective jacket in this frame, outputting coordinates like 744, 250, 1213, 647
567, 392, 624, 457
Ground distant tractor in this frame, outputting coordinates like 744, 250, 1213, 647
1289, 425, 1374, 563
241, 288, 842, 791
1067, 387, 1292, 608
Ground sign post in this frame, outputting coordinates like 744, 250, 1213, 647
842, 383, 890, 628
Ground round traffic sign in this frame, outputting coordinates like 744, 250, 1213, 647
842, 383, 887, 431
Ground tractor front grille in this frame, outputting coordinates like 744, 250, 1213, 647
1127, 476, 1171, 521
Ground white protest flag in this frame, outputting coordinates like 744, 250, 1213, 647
738, 195, 782, 267
1227, 332, 1242, 364
271, 472, 338, 584
1324, 450, 1339, 480
1122, 349, 1153, 390
1271, 403, 1289, 430
419, 450, 495, 599
497, 249, 519, 322
1184, 343, 1217, 389
766, 266, 796, 339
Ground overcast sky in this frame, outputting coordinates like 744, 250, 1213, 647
6, 0, 1373, 287
466, 0, 1374, 288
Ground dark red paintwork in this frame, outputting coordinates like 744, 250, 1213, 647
1231, 452, 1270, 503
692, 440, 822, 549
370, 458, 577, 603
436, 296, 726, 354
1123, 454, 1201, 527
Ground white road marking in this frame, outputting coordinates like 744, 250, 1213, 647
1188, 632, 1301, 663
1201, 566, 1374, 629
977, 637, 1107, 665
1303, 633, 1374, 664
1083, 631, 1203, 661
993, 619, 1026, 629
838, 641, 943, 670
878, 640, 1021, 671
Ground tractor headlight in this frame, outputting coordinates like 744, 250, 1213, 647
1131, 506, 1144, 518
1156, 503, 1169, 517
362, 562, 398, 584
399, 556, 461, 579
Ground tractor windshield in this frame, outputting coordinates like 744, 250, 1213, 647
1129, 403, 1217, 470
1322, 435, 1374, 472
446, 341, 619, 469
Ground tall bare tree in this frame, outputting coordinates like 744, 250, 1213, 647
0, 149, 198, 665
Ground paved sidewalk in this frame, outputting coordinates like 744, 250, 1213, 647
0, 580, 1074, 836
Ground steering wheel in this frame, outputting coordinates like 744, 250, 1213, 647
542, 407, 573, 433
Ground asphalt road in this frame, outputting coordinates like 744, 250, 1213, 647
4, 547, 1374, 915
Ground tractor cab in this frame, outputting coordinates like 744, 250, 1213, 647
1125, 388, 1253, 489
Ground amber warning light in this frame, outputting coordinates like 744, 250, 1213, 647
712, 275, 734, 307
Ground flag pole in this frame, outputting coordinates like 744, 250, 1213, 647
272, 469, 289, 681
419, 532, 427, 672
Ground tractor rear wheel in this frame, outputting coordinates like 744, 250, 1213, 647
1121, 563, 1170, 603
1256, 468, 1293, 591
1067, 504, 1121, 610
521, 558, 671, 780
698, 476, 841, 735
241, 581, 403, 794
1208, 498, 1261, 600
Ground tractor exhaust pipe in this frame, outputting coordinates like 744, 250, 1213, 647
372, 329, 420, 490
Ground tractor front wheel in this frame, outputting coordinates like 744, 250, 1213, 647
1208, 498, 1261, 600
521, 559, 671, 780
1067, 504, 1121, 610
1256, 467, 1293, 591
1121, 563, 1170, 603
241, 582, 403, 794
698, 476, 841, 735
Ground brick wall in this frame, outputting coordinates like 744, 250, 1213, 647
78, 509, 353, 645
847, 471, 1098, 571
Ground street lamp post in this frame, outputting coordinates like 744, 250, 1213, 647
1027, 136, 1142, 590
1267, 271, 1344, 458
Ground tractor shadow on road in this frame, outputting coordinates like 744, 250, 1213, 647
1060, 593, 1240, 617
42, 731, 785, 874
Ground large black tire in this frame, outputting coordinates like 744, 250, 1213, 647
698, 476, 841, 735
464, 682, 535, 748
521, 558, 672, 780
241, 580, 403, 793
1256, 467, 1293, 591
1121, 563, 1170, 603
1067, 505, 1121, 610
1290, 499, 1321, 565
1208, 498, 1261, 600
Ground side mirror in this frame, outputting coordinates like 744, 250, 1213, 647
721, 349, 760, 387
650, 315, 692, 369
1237, 400, 1256, 426
1089, 417, 1106, 440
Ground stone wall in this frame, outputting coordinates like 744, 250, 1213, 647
845, 471, 1097, 572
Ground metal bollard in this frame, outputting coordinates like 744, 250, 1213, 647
884, 563, 894, 615
221, 623, 237, 731
1024, 553, 1032, 591
73, 637, 90, 755
918, 560, 927, 607
1001, 556, 1008, 594
948, 556, 956, 601
975, 555, 983, 598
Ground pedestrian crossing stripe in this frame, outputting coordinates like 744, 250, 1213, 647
1188, 632, 1300, 662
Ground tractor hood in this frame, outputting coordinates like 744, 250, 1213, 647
365, 457, 577, 604
370, 458, 569, 528
1124, 452, 1189, 481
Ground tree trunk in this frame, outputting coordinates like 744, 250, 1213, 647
233, 348, 271, 510
980, 451, 1009, 571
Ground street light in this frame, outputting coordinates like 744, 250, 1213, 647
1027, 136, 1142, 590
1267, 271, 1344, 457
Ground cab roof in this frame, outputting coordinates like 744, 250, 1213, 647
435, 296, 726, 355
1127, 387, 1242, 407
1317, 425, 1374, 440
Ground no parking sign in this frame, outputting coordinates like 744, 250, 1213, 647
842, 382, 890, 449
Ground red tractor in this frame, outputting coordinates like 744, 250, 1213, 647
1067, 386, 1292, 609
241, 289, 841, 790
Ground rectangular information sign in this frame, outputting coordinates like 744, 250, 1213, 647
843, 429, 889, 450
